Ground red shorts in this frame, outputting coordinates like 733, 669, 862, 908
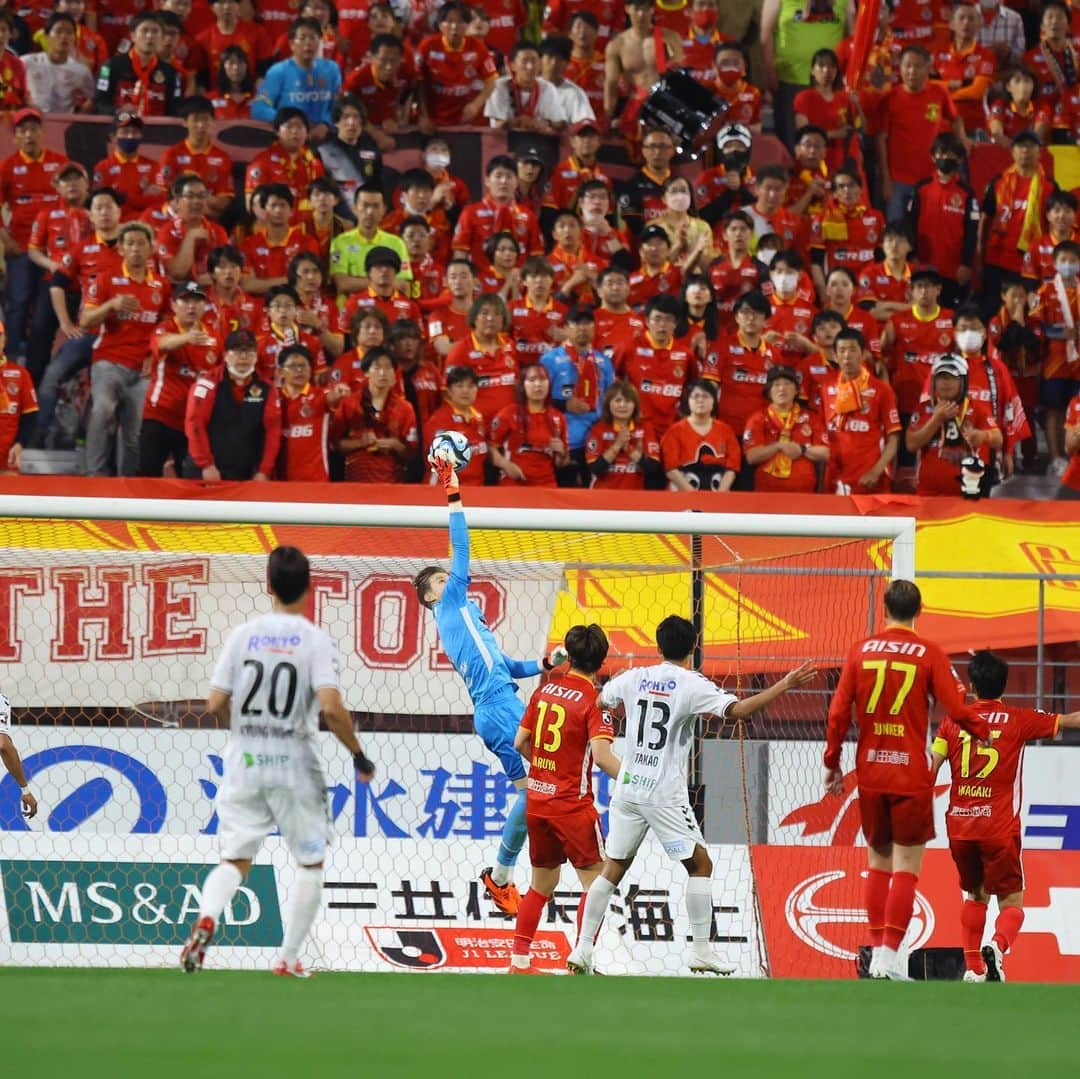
858, 788, 935, 849
527, 805, 604, 869
949, 834, 1024, 896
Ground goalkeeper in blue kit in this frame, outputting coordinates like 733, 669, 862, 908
413, 453, 562, 915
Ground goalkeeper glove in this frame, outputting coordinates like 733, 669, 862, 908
353, 750, 376, 780
543, 646, 568, 671
431, 452, 460, 494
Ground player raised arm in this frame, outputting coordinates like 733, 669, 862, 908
0, 695, 36, 819
728, 662, 817, 719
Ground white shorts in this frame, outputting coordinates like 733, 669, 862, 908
606, 797, 705, 862
217, 777, 331, 865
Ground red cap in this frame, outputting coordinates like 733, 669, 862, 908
12, 108, 43, 128
570, 120, 601, 136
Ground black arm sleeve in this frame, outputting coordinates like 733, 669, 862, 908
16, 413, 35, 446
590, 456, 611, 478
961, 190, 979, 267
642, 458, 665, 489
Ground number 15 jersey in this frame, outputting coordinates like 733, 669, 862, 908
210, 611, 341, 792
601, 662, 736, 805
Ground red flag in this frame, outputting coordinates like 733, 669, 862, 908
844, 0, 882, 92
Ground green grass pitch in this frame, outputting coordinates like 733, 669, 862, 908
2, 969, 1075, 1079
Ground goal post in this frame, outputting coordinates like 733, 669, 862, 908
0, 494, 915, 977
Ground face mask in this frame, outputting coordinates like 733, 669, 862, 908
666, 191, 691, 212
692, 9, 717, 29
425, 152, 450, 171
955, 329, 985, 354
1058, 262, 1079, 280
935, 156, 960, 175
773, 271, 798, 294
717, 67, 742, 86
226, 361, 253, 380
117, 137, 141, 156
758, 248, 777, 266
722, 149, 749, 172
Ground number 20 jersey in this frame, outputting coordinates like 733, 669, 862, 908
210, 611, 341, 792
601, 663, 736, 806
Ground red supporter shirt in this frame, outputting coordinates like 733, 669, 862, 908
628, 263, 684, 310
1022, 229, 1080, 282
543, 0, 620, 50
145, 318, 222, 431
240, 227, 320, 283
195, 22, 270, 86
0, 148, 67, 249
708, 331, 778, 436
417, 34, 497, 126
682, 28, 732, 86
810, 204, 885, 276
880, 83, 958, 186
157, 216, 229, 281
956, 353, 1031, 451
982, 169, 1051, 274
742, 405, 824, 493
1062, 392, 1080, 490
1033, 278, 1080, 381
825, 624, 974, 794
859, 260, 911, 305
936, 701, 1059, 842
443, 333, 520, 422
713, 80, 761, 127
343, 287, 422, 329
343, 62, 413, 125
910, 175, 979, 281
0, 49, 27, 111
277, 384, 335, 482
891, 0, 946, 41
334, 390, 418, 483
426, 402, 488, 485
244, 145, 324, 210
887, 304, 955, 414
205, 288, 260, 339
93, 152, 161, 219
382, 207, 453, 266
28, 206, 93, 280
0, 361, 38, 461
84, 264, 170, 370
544, 157, 614, 211
616, 334, 695, 436
426, 303, 471, 354
564, 50, 605, 118
708, 254, 765, 329
1024, 40, 1080, 104
821, 370, 901, 492
659, 417, 741, 475
56, 233, 121, 294
520, 670, 613, 814
155, 140, 235, 199
489, 403, 567, 486
767, 293, 820, 370
584, 419, 660, 489
452, 197, 543, 271
908, 395, 999, 496
509, 296, 568, 367
931, 41, 995, 132
793, 87, 861, 170
255, 324, 325, 382
593, 308, 646, 359
989, 99, 1048, 141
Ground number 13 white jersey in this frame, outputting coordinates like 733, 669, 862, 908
210, 612, 341, 792
601, 662, 737, 805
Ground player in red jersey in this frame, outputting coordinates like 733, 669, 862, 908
932, 650, 1080, 982
824, 580, 989, 981
140, 280, 222, 477
508, 623, 620, 973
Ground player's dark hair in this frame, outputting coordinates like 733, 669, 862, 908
539, 35, 571, 62
45, 11, 77, 34
268, 545, 310, 604
656, 615, 696, 662
825, 265, 857, 289
883, 580, 922, 623
255, 182, 295, 208
565, 623, 609, 674
968, 650, 1009, 700
400, 167, 435, 192
265, 283, 301, 308
88, 186, 124, 208
568, 10, 598, 30
273, 105, 310, 130
413, 566, 444, 608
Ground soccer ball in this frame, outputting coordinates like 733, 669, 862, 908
428, 430, 472, 472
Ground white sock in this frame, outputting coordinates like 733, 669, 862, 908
877, 945, 898, 968
685, 877, 713, 948
491, 863, 511, 887
576, 877, 616, 952
198, 862, 243, 923
281, 867, 324, 963
510, 954, 531, 970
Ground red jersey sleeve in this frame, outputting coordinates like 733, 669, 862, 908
1019, 706, 1060, 743
824, 645, 858, 768
929, 645, 989, 740
586, 698, 615, 742
258, 387, 283, 476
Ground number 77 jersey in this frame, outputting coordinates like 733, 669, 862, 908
601, 662, 737, 805
826, 624, 971, 795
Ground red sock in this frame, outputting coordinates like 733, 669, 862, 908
882, 871, 918, 950
865, 868, 891, 948
993, 906, 1025, 954
512, 889, 548, 957
961, 899, 988, 973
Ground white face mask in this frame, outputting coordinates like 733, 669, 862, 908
666, 191, 692, 213
226, 360, 254, 381
1058, 261, 1080, 280
773, 271, 798, 294
955, 329, 985, 354
757, 248, 777, 266
425, 152, 450, 171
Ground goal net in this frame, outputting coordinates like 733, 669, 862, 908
0, 495, 914, 977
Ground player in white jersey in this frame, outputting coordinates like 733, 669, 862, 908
180, 546, 375, 977
567, 615, 815, 975
0, 693, 37, 820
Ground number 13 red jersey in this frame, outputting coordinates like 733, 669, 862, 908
825, 625, 979, 794
934, 700, 1059, 840
520, 671, 613, 816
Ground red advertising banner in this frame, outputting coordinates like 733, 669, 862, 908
753, 846, 1080, 982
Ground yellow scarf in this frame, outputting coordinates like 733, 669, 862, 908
819, 198, 865, 243
997, 166, 1044, 253
762, 404, 802, 479
833, 367, 871, 424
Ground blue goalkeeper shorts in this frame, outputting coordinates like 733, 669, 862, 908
474, 688, 526, 782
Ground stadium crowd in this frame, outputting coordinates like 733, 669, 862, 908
0, 0, 1078, 499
